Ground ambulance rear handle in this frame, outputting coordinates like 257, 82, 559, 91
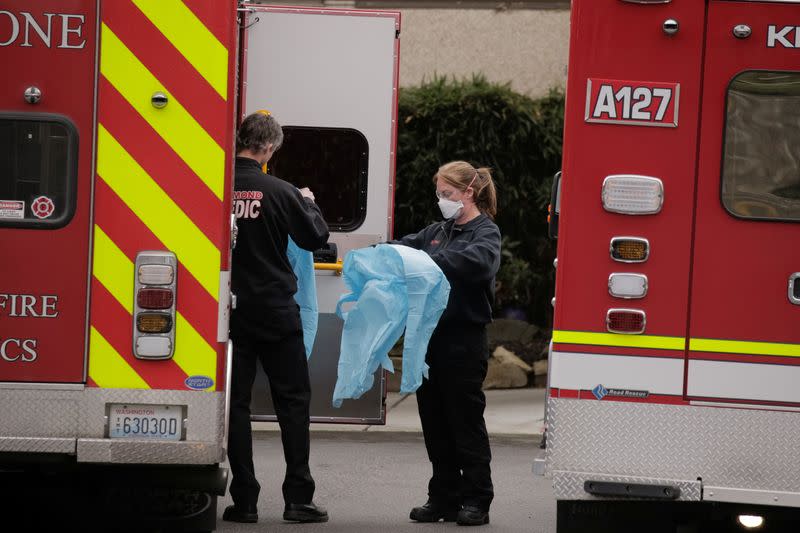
584, 480, 680, 500
547, 171, 561, 240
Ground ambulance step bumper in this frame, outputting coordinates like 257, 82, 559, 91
0, 437, 75, 454
552, 471, 702, 501
77, 438, 221, 464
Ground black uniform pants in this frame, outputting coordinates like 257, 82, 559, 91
227, 305, 315, 508
416, 325, 494, 511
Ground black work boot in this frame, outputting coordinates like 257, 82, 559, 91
284, 502, 329, 523
457, 506, 490, 526
222, 504, 258, 523
409, 501, 459, 523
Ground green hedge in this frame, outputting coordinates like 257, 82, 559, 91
394, 75, 564, 328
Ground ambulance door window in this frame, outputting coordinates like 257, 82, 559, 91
721, 71, 800, 222
269, 126, 368, 232
0, 115, 77, 228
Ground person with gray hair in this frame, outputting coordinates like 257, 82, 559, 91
224, 111, 330, 524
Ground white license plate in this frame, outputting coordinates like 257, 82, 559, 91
108, 404, 183, 441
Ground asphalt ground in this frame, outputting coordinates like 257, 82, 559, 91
216, 431, 556, 533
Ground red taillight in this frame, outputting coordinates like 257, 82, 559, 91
137, 288, 174, 310
607, 309, 646, 334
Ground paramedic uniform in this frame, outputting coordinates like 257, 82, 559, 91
395, 214, 501, 512
228, 156, 329, 509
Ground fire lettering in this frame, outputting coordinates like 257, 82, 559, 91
0, 293, 60, 318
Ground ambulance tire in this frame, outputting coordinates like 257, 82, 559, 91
93, 488, 218, 532
556, 500, 702, 533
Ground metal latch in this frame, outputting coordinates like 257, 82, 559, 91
789, 273, 800, 305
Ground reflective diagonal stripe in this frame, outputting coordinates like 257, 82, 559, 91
93, 225, 134, 313
553, 330, 686, 351
100, 23, 224, 200
132, 0, 229, 100
91, 225, 218, 389
173, 313, 217, 390
690, 338, 800, 358
89, 327, 150, 389
97, 125, 220, 301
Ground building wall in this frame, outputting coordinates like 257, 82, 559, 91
254, 1, 571, 97
399, 8, 570, 97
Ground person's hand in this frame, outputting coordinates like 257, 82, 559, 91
299, 187, 315, 202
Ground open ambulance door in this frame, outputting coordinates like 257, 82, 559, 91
239, 4, 400, 423
685, 2, 800, 408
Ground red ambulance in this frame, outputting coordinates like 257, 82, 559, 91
0, 1, 399, 529
543, 1, 800, 531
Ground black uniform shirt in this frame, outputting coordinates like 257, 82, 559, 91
395, 214, 501, 326
232, 157, 329, 311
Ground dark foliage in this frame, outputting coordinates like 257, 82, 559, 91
394, 75, 564, 328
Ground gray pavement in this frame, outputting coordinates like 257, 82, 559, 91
216, 432, 556, 532
222, 387, 552, 532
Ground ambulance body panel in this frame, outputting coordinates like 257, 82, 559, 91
0, 1, 399, 527
547, 0, 800, 527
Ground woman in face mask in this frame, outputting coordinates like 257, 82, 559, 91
393, 161, 501, 526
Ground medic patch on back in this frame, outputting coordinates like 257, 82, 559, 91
233, 190, 263, 219
585, 78, 679, 128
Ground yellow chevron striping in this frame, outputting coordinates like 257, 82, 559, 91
690, 338, 800, 358
100, 23, 224, 200
97, 125, 220, 301
93, 225, 134, 313
89, 327, 150, 389
173, 313, 217, 391
553, 330, 686, 351
132, 0, 228, 100
91, 227, 216, 387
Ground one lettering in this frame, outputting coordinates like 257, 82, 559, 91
1, 339, 21, 362
615, 86, 632, 120
59, 14, 85, 49
652, 88, 672, 121
20, 12, 53, 48
767, 25, 795, 49
631, 87, 652, 120
0, 11, 86, 49
588, 81, 675, 125
233, 190, 264, 200
0, 338, 38, 363
21, 339, 38, 362
0, 10, 20, 46
41, 295, 59, 318
234, 199, 261, 219
592, 85, 616, 119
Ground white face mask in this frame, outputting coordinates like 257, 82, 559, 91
438, 198, 464, 220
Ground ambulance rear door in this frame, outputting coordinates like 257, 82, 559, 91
0, 1, 97, 384
686, 1, 800, 406
239, 4, 400, 423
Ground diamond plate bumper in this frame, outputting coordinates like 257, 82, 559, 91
552, 471, 702, 501
547, 397, 800, 506
0, 386, 225, 464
